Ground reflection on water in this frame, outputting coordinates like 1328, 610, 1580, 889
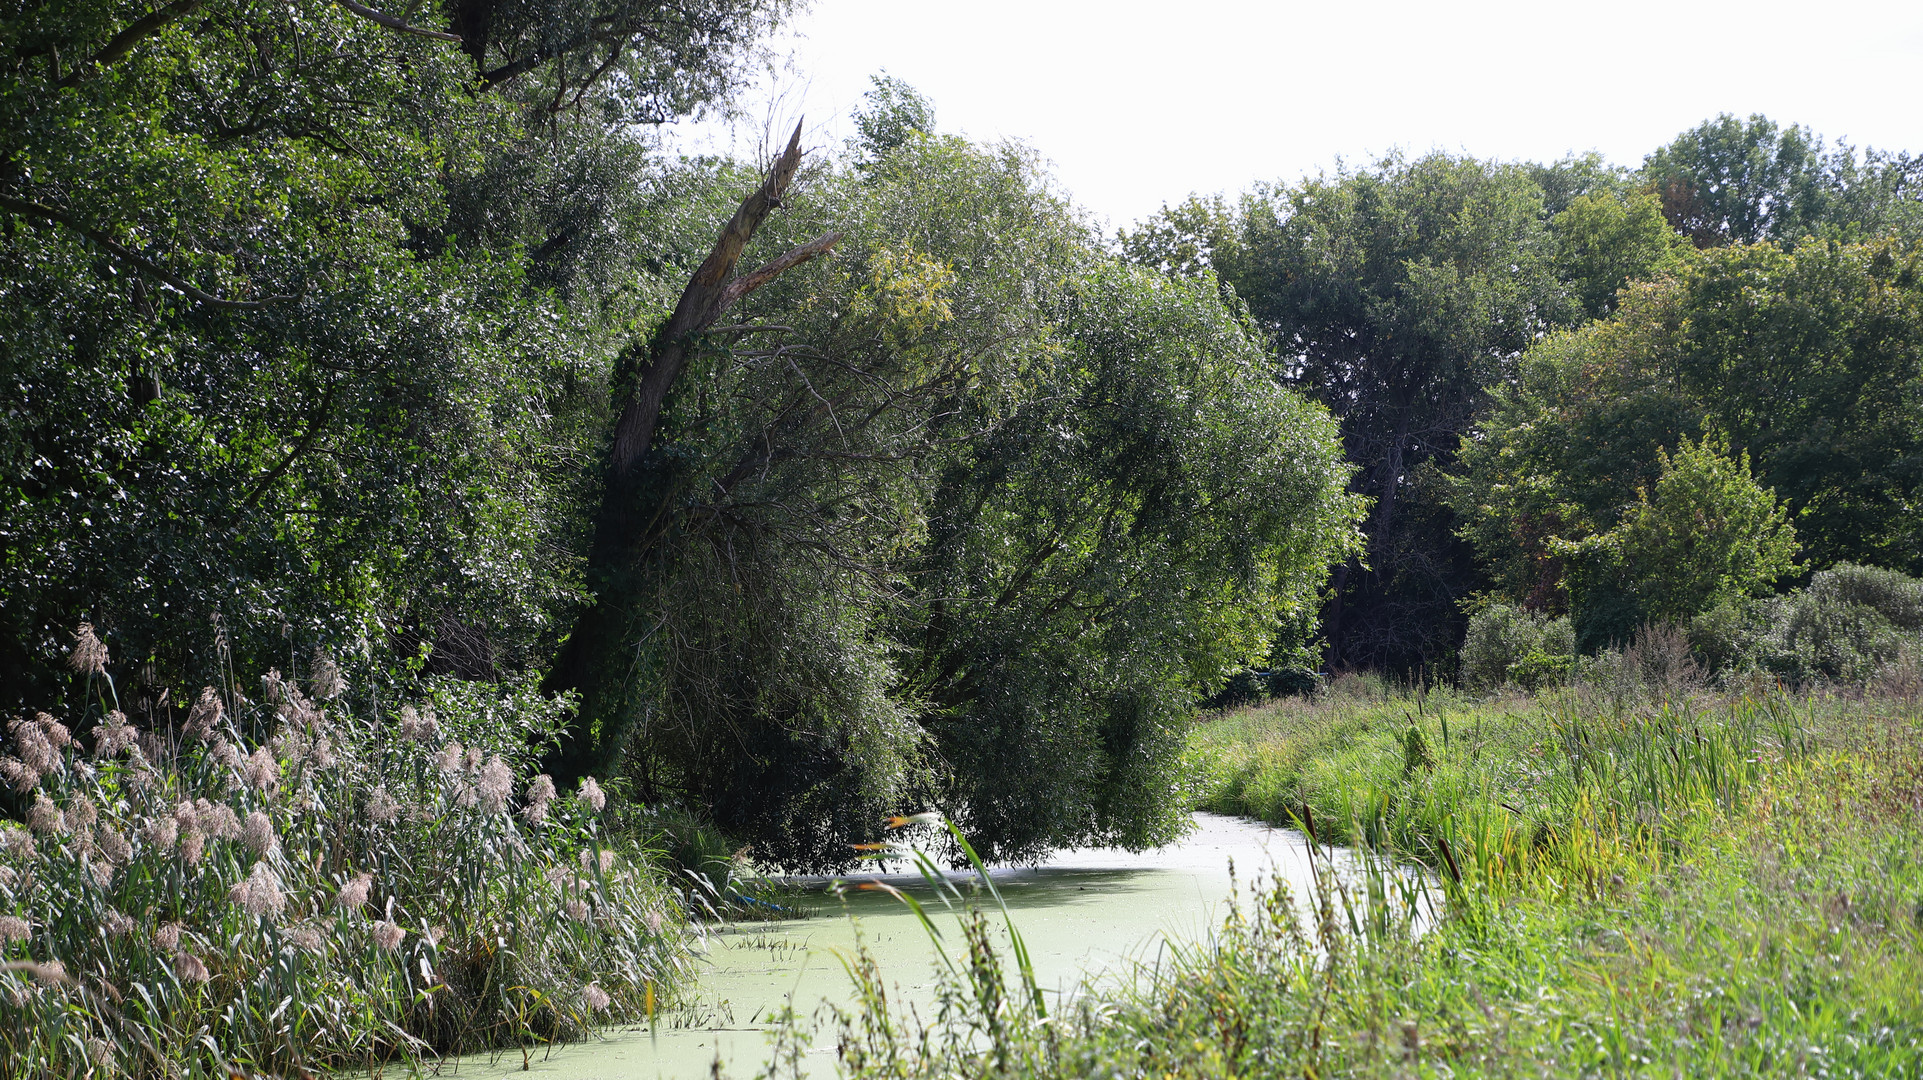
449, 812, 1367, 1079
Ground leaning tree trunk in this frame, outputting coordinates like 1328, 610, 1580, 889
542, 124, 840, 787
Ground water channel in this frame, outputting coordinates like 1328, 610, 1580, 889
452, 812, 1365, 1080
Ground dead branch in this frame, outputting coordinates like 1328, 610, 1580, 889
335, 0, 463, 42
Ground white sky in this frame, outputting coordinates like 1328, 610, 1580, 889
668, 0, 1923, 231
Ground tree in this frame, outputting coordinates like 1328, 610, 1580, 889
1129, 154, 1574, 671
0, 0, 786, 711
1556, 436, 1799, 632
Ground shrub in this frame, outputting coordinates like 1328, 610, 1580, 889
1778, 564, 1923, 682
1461, 604, 1575, 691
0, 641, 691, 1078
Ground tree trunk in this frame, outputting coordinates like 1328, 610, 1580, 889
541, 123, 840, 787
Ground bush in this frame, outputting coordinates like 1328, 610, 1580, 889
1461, 604, 1575, 691
1778, 564, 1923, 682
0, 638, 690, 1077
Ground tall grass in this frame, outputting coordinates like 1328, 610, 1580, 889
772, 682, 1923, 1078
0, 636, 692, 1078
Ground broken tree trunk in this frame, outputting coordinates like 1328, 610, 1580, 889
542, 122, 841, 787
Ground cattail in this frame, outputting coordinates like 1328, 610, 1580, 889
183, 687, 223, 742
153, 922, 181, 952
100, 909, 134, 936
398, 705, 438, 743
242, 811, 277, 857
522, 774, 556, 823
367, 786, 401, 824
576, 778, 606, 813
0, 915, 29, 943
373, 920, 404, 951
582, 983, 610, 1011
309, 654, 345, 700
288, 924, 325, 952
92, 711, 136, 758
244, 747, 278, 791
69, 623, 109, 676
29, 792, 66, 834
97, 827, 131, 865
477, 755, 513, 815
338, 872, 373, 912
173, 952, 210, 984
228, 862, 286, 919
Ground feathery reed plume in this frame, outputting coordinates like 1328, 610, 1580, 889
478, 755, 513, 815
153, 922, 182, 952
398, 705, 438, 742
100, 910, 134, 936
34, 713, 71, 749
67, 793, 97, 832
0, 756, 38, 793
96, 827, 131, 865
244, 747, 279, 791
565, 899, 590, 922
242, 811, 277, 857
338, 872, 373, 912
91, 711, 136, 758
69, 623, 109, 676
138, 816, 177, 850
582, 983, 610, 1011
173, 952, 210, 984
373, 920, 404, 951
196, 800, 240, 840
182, 687, 223, 742
27, 792, 64, 834
229, 862, 286, 919
310, 654, 346, 700
1, 824, 37, 859
0, 915, 30, 943
522, 774, 556, 823
288, 924, 325, 952
367, 786, 401, 824
576, 778, 606, 813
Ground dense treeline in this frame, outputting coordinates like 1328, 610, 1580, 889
4, 0, 1920, 881
1128, 115, 1922, 673
1, 3, 1363, 871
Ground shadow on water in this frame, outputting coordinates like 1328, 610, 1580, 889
447, 812, 1405, 1079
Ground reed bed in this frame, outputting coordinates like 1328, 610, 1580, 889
0, 633, 692, 1078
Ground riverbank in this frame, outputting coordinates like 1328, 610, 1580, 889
799, 682, 1923, 1077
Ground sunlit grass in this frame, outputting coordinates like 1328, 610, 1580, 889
778, 683, 1923, 1077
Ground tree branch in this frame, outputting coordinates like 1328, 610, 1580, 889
606, 122, 839, 479
334, 0, 463, 42
58, 0, 204, 87
0, 195, 292, 310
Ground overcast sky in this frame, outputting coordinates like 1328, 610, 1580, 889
667, 0, 1923, 230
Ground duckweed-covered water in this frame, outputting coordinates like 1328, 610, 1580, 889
453, 813, 1354, 1079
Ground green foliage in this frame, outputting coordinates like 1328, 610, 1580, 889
1641, 112, 1923, 247
0, 0, 785, 711
1551, 188, 1690, 318
1460, 602, 1574, 691
1565, 435, 1799, 630
0, 652, 688, 1076
1135, 153, 1575, 670
852, 73, 936, 164
1454, 239, 1923, 635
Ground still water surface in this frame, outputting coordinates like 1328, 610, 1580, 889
451, 812, 1350, 1079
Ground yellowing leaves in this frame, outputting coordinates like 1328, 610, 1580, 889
849, 246, 956, 344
